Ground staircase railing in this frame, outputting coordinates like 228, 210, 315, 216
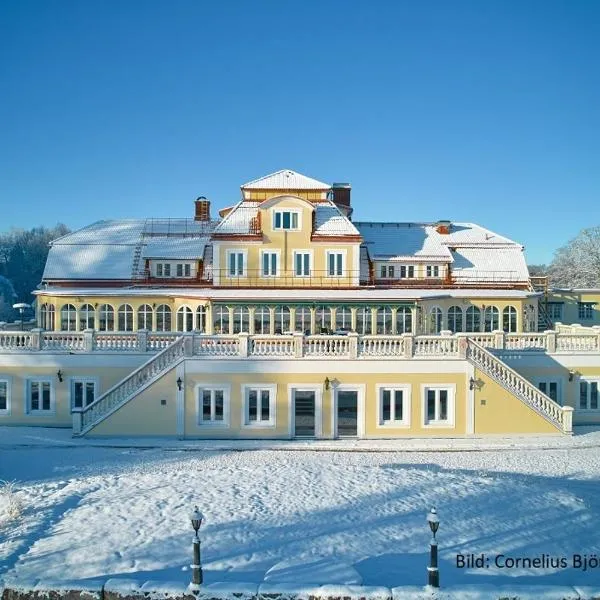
75, 336, 185, 435
466, 339, 573, 433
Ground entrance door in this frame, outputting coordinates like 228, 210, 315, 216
337, 390, 358, 437
294, 390, 316, 437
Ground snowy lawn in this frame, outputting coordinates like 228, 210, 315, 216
2, 427, 600, 590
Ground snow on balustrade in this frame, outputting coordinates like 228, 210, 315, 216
0, 331, 33, 350
80, 337, 185, 432
505, 334, 546, 351
304, 335, 350, 357
42, 332, 86, 351
250, 335, 294, 357
147, 333, 179, 350
467, 334, 495, 348
94, 333, 139, 351
359, 335, 405, 357
556, 334, 599, 352
193, 335, 239, 356
414, 336, 459, 356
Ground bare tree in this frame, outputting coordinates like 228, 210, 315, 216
548, 226, 600, 288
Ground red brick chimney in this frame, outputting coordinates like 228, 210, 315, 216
194, 197, 211, 222
435, 220, 451, 234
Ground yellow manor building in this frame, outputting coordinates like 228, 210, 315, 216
1, 169, 600, 439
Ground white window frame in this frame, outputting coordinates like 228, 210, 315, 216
260, 250, 280, 277
195, 384, 231, 427
376, 384, 411, 428
273, 209, 301, 231
25, 378, 56, 415
533, 378, 563, 406
69, 377, 99, 412
421, 384, 455, 428
426, 265, 440, 278
578, 303, 595, 320
226, 249, 247, 278
293, 250, 312, 277
326, 250, 346, 277
241, 384, 277, 428
163, 263, 171, 277
400, 265, 415, 278
0, 377, 12, 416
578, 378, 600, 412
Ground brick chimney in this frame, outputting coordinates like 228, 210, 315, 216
435, 220, 451, 234
331, 183, 351, 208
194, 197, 211, 222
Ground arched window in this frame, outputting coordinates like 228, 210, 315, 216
40, 303, 55, 330
335, 306, 352, 331
447, 306, 463, 333
356, 307, 372, 335
274, 305, 290, 334
503, 306, 517, 333
79, 304, 95, 330
117, 304, 134, 331
177, 306, 194, 332
295, 307, 311, 334
376, 306, 393, 334
429, 307, 443, 334
138, 304, 153, 330
156, 304, 172, 332
98, 304, 114, 331
396, 307, 412, 334
315, 305, 331, 333
213, 306, 229, 334
196, 306, 206, 332
254, 306, 271, 334
232, 306, 249, 333
466, 306, 481, 332
60, 304, 77, 331
484, 306, 500, 332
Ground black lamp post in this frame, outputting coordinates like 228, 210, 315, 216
189, 505, 204, 591
427, 507, 440, 588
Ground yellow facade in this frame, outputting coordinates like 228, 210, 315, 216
546, 289, 600, 327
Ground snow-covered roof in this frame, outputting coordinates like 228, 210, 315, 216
314, 203, 360, 236
241, 169, 330, 190
451, 247, 530, 282
212, 201, 261, 235
141, 237, 210, 260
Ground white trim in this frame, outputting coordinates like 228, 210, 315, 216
225, 249, 248, 278
176, 362, 185, 436
68, 376, 100, 412
331, 383, 366, 439
352, 246, 360, 286
272, 208, 302, 231
0, 376, 12, 416
25, 377, 56, 416
287, 384, 323, 439
241, 383, 277, 428
421, 384, 456, 428
375, 383, 411, 428
292, 249, 313, 277
325, 249, 347, 277
212, 242, 220, 285
259, 249, 281, 278
194, 382, 231, 427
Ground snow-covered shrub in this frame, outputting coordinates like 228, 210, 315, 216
0, 479, 23, 524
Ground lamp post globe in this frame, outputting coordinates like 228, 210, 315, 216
427, 507, 440, 539
188, 505, 204, 590
190, 505, 204, 536
12, 302, 30, 332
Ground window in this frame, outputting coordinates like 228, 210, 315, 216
274, 305, 291, 334
295, 306, 311, 334
579, 303, 595, 320
117, 304, 134, 331
503, 306, 517, 333
547, 303, 563, 321
176, 306, 194, 332
579, 380, 600, 410
232, 306, 250, 333
377, 385, 410, 426
335, 306, 352, 331
483, 306, 500, 332
294, 251, 311, 277
175, 263, 191, 277
261, 251, 279, 277
447, 306, 463, 333
79, 304, 95, 330
537, 380, 561, 404
138, 305, 153, 330
399, 265, 415, 278
381, 265, 395, 278
326, 251, 344, 277
60, 304, 77, 331
26, 379, 54, 414
197, 385, 230, 426
40, 303, 55, 330
213, 306, 230, 334
466, 306, 481, 332
227, 251, 245, 277
98, 304, 114, 331
376, 306, 393, 334
429, 307, 443, 334
155, 304, 172, 332
273, 210, 299, 230
380, 265, 386, 278
71, 378, 97, 411
396, 307, 412, 333
242, 384, 276, 427
176, 264, 183, 277
356, 307, 372, 335
157, 264, 163, 277
0, 379, 11, 415
426, 265, 440, 278
156, 263, 172, 277
423, 386, 455, 427
164, 264, 171, 277
196, 306, 207, 332
315, 305, 331, 333
254, 306, 271, 334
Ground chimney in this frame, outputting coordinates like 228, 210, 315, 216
435, 220, 451, 235
194, 197, 211, 222
331, 182, 352, 219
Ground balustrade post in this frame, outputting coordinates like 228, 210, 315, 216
544, 330, 556, 353
238, 332, 249, 358
457, 334, 468, 359
440, 330, 452, 336
348, 332, 359, 359
494, 330, 505, 349
30, 328, 42, 351
403, 333, 414, 359
562, 406, 574, 435
137, 329, 149, 352
293, 332, 304, 358
83, 328, 95, 352
72, 410, 83, 435
184, 334, 194, 357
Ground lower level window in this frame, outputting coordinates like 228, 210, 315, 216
0, 379, 11, 415
580, 380, 599, 410
537, 380, 561, 404
71, 379, 97, 411
378, 385, 410, 426
27, 379, 54, 413
197, 386, 230, 426
243, 384, 276, 427
423, 386, 454, 427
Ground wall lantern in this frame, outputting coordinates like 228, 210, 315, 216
324, 377, 330, 390
177, 377, 183, 391
568, 370, 576, 382
57, 370, 63, 383
469, 377, 476, 391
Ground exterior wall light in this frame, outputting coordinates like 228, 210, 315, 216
324, 377, 330, 390
568, 370, 576, 382
57, 370, 63, 383
469, 377, 476, 391
177, 377, 183, 391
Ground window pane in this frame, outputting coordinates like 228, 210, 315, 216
580, 381, 588, 409
591, 383, 598, 410
85, 382, 95, 406
261, 390, 270, 421
74, 382, 83, 409
427, 390, 436, 421
303, 253, 309, 275
0, 382, 6, 410
215, 390, 224, 420
291, 212, 298, 228
439, 390, 448, 421
248, 390, 257, 421
237, 253, 244, 275
31, 382, 39, 410
271, 253, 277, 275
275, 212, 281, 229
538, 382, 547, 394
42, 382, 51, 410
283, 212, 290, 229
229, 253, 236, 276
394, 390, 403, 421
382, 389, 391, 422
263, 253, 269, 275
549, 382, 558, 402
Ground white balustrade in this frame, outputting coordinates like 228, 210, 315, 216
94, 333, 139, 351
414, 336, 459, 356
250, 336, 294, 357
555, 335, 599, 353
193, 335, 239, 356
147, 333, 180, 350
359, 335, 405, 357
41, 332, 85, 351
504, 334, 547, 351
0, 332, 33, 350
304, 335, 350, 357
467, 334, 495, 348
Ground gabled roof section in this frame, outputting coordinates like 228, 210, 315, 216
241, 169, 330, 190
314, 202, 361, 237
212, 201, 261, 235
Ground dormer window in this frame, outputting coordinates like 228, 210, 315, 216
273, 210, 300, 231
426, 265, 440, 278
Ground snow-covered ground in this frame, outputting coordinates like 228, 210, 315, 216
2, 427, 600, 591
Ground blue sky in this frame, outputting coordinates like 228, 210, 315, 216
1, 0, 598, 265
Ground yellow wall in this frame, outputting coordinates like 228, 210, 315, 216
547, 290, 600, 326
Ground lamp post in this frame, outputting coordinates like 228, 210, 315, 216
427, 507, 440, 588
189, 505, 204, 591
12, 302, 30, 331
